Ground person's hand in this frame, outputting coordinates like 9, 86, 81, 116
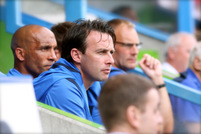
139, 55, 174, 134
139, 54, 164, 85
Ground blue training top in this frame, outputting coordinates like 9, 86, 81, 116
87, 81, 102, 124
7, 68, 24, 76
33, 58, 93, 121
109, 66, 127, 78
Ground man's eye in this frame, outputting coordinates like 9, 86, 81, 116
41, 46, 50, 51
99, 51, 106, 54
124, 44, 133, 47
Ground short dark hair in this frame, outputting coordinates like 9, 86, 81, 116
51, 21, 75, 53
61, 19, 116, 62
98, 74, 156, 131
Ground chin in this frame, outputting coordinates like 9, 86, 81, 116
126, 66, 135, 71
99, 76, 109, 81
130, 64, 136, 69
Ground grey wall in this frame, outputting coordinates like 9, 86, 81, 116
138, 33, 166, 62
38, 106, 106, 134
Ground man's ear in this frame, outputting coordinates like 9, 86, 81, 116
193, 57, 201, 71
15, 48, 25, 61
168, 47, 175, 60
71, 48, 82, 63
126, 105, 140, 129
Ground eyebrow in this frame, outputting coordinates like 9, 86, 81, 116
95, 48, 115, 52
116, 41, 143, 46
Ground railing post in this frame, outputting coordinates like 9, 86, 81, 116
65, 0, 87, 22
178, 0, 195, 33
5, 0, 23, 34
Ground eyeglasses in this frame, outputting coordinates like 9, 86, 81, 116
116, 41, 143, 49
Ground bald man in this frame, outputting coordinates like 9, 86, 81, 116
7, 25, 57, 78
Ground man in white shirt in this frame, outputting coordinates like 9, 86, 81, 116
162, 32, 197, 79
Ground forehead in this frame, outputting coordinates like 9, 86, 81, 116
181, 35, 196, 47
86, 30, 114, 50
35, 28, 56, 42
30, 28, 57, 48
115, 24, 139, 42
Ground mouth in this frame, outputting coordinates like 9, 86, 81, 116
102, 69, 111, 74
127, 58, 136, 62
44, 65, 52, 69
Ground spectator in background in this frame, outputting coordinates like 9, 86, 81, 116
34, 19, 115, 121
195, 29, 201, 41
194, 0, 201, 41
101, 19, 173, 133
162, 32, 197, 79
7, 25, 57, 78
111, 5, 138, 22
195, 21, 201, 41
107, 19, 140, 77
171, 42, 201, 134
51, 21, 75, 61
98, 74, 163, 134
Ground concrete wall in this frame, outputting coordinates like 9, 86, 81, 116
138, 33, 166, 62
38, 106, 106, 134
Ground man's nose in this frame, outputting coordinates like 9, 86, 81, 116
107, 53, 114, 65
158, 112, 164, 125
131, 44, 139, 55
49, 48, 57, 61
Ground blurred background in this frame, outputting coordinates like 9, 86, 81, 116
0, 0, 201, 73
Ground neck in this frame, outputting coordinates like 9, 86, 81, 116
108, 124, 136, 134
166, 60, 180, 73
14, 62, 37, 78
75, 63, 93, 90
112, 63, 119, 69
112, 63, 128, 72
81, 74, 94, 90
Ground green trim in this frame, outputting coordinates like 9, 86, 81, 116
37, 101, 105, 130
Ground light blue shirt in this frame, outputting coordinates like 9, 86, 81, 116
34, 58, 93, 121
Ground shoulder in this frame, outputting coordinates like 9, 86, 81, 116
7, 68, 23, 76
173, 71, 188, 83
109, 66, 126, 78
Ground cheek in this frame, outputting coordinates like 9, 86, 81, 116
82, 56, 99, 68
116, 48, 128, 59
31, 55, 46, 66
36, 52, 48, 60
180, 49, 189, 57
